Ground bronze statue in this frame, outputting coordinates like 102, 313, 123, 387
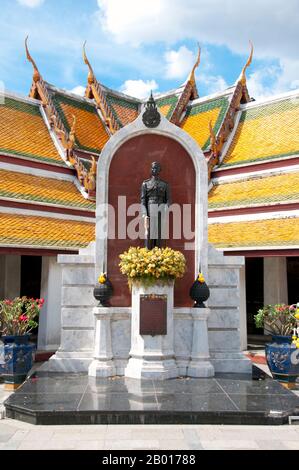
141, 162, 171, 250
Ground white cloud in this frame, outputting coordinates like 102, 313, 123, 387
198, 74, 229, 95
97, 0, 299, 59
70, 86, 86, 97
120, 79, 158, 100
17, 0, 44, 7
165, 46, 194, 80
97, 0, 299, 93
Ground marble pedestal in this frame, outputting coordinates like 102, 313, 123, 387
187, 308, 214, 377
88, 308, 116, 378
125, 283, 179, 380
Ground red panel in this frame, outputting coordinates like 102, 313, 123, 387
107, 134, 196, 307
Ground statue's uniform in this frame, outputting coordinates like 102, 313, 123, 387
141, 178, 171, 249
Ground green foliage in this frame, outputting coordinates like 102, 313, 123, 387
0, 297, 44, 336
254, 304, 297, 336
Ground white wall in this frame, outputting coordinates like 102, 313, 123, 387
38, 257, 62, 351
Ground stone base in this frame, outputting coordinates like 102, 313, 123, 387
210, 353, 252, 374
88, 359, 116, 378
39, 351, 93, 373
188, 360, 215, 378
125, 356, 178, 380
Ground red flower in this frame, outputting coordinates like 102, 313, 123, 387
19, 315, 28, 322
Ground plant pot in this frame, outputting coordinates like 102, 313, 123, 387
0, 335, 36, 389
189, 280, 210, 308
93, 280, 113, 307
265, 335, 299, 389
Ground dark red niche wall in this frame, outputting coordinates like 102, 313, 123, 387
107, 134, 195, 307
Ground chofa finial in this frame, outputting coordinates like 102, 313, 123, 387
83, 41, 95, 85
239, 40, 254, 86
25, 36, 41, 83
188, 43, 201, 85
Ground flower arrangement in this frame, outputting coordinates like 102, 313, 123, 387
119, 246, 186, 287
0, 297, 44, 336
254, 303, 299, 342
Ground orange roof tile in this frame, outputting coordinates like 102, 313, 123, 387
0, 213, 95, 249
208, 217, 299, 248
105, 93, 140, 127
52, 93, 109, 153
223, 98, 299, 166
181, 96, 230, 151
0, 96, 64, 165
0, 169, 95, 210
209, 172, 299, 209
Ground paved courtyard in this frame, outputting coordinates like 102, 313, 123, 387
1, 380, 299, 450
0, 419, 299, 450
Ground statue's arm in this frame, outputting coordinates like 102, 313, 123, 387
141, 182, 148, 217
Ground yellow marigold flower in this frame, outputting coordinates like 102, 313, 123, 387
98, 273, 106, 284
198, 273, 205, 283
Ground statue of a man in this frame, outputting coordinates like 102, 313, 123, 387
141, 162, 171, 250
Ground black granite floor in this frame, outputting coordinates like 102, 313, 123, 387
4, 371, 299, 425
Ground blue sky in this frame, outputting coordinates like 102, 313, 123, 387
0, 0, 298, 100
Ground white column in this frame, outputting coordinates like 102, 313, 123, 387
264, 257, 288, 305
239, 264, 247, 351
38, 257, 62, 351
88, 307, 116, 377
188, 308, 214, 378
125, 282, 178, 380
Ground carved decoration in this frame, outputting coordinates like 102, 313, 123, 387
83, 42, 120, 134
170, 44, 201, 125
239, 40, 254, 87
25, 37, 96, 200
142, 92, 161, 128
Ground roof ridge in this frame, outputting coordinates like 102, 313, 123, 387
0, 90, 41, 106
240, 88, 299, 110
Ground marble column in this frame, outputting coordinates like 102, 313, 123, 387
188, 308, 214, 378
88, 307, 116, 378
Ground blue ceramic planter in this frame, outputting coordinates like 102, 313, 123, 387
0, 335, 36, 386
265, 335, 299, 388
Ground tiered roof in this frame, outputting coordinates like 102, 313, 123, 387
181, 91, 232, 151
208, 89, 299, 254
222, 94, 299, 167
50, 87, 109, 154
0, 40, 298, 255
209, 171, 299, 211
0, 94, 63, 165
0, 213, 94, 251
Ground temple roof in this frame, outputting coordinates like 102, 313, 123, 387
181, 89, 233, 151
48, 85, 109, 155
208, 217, 299, 249
103, 86, 141, 128
0, 212, 94, 250
209, 171, 299, 210
221, 91, 299, 168
0, 93, 64, 166
0, 168, 95, 211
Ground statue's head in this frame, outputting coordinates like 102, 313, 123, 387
151, 161, 161, 176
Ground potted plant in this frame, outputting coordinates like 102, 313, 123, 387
119, 246, 186, 287
254, 303, 299, 389
0, 297, 44, 389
